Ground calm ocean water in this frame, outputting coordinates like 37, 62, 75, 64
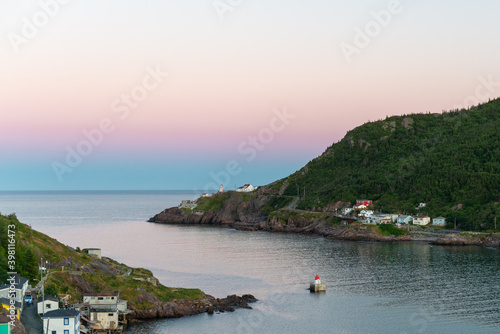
1, 191, 500, 334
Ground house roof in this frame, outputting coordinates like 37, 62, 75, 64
413, 215, 430, 218
43, 295, 59, 302
0, 297, 22, 309
0, 275, 28, 290
83, 291, 119, 297
0, 314, 11, 324
434, 216, 446, 219
42, 309, 80, 318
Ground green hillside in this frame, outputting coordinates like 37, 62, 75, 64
275, 98, 500, 230
0, 214, 204, 305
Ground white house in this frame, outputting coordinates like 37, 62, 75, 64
0, 275, 28, 317
89, 310, 119, 332
37, 295, 59, 315
236, 184, 258, 193
42, 309, 80, 334
354, 204, 367, 210
84, 248, 101, 259
341, 207, 353, 215
433, 217, 446, 226
0, 275, 29, 304
359, 210, 374, 217
413, 215, 431, 226
83, 291, 125, 332
83, 292, 120, 310
397, 215, 413, 225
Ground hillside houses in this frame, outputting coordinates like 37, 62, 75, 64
413, 216, 431, 226
42, 309, 80, 334
81, 291, 127, 333
433, 217, 446, 226
236, 184, 258, 193
397, 215, 413, 225
339, 198, 448, 228
0, 275, 29, 320
38, 295, 59, 315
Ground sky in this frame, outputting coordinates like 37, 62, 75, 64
1, 0, 500, 191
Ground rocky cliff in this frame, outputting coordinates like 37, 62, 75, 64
149, 191, 412, 243
432, 233, 500, 247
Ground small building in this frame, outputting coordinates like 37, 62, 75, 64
341, 207, 353, 215
82, 291, 125, 333
37, 295, 59, 315
353, 204, 367, 210
236, 184, 258, 193
365, 213, 393, 225
356, 199, 373, 207
359, 210, 374, 217
88, 309, 119, 332
42, 309, 80, 334
83, 292, 120, 310
397, 215, 413, 225
178, 200, 197, 210
0, 275, 28, 317
0, 322, 11, 334
413, 215, 431, 226
0, 298, 22, 320
433, 217, 446, 226
0, 275, 29, 304
201, 193, 211, 197
84, 248, 102, 259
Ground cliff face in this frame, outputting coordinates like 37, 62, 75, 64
148, 192, 411, 243
149, 192, 270, 226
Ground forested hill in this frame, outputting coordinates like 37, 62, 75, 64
274, 98, 500, 230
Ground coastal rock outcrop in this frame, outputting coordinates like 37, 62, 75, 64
433, 233, 500, 247
149, 193, 412, 243
127, 293, 257, 320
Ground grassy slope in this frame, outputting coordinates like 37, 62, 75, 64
11, 216, 204, 307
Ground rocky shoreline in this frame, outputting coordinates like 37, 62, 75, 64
149, 206, 500, 249
128, 294, 257, 321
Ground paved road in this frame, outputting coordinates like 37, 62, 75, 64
21, 299, 42, 334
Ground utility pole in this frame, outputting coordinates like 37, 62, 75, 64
304, 186, 306, 199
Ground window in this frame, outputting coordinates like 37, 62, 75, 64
64, 331, 69, 334
64, 318, 69, 325
108, 313, 114, 316
46, 304, 51, 309
52, 331, 56, 334
98, 297, 104, 300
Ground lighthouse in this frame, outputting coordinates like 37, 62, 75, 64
219, 184, 225, 193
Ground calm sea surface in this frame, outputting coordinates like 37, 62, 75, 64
1, 191, 499, 334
